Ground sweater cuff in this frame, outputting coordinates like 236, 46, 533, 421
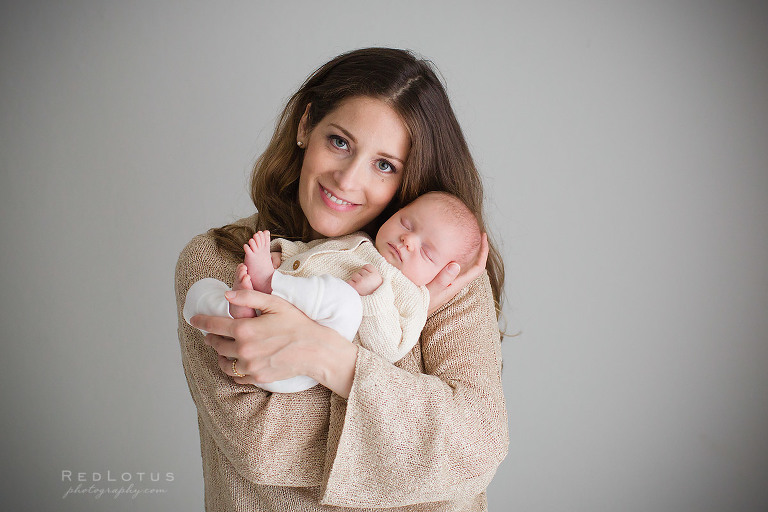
360, 280, 396, 317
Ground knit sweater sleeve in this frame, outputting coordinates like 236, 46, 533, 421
319, 272, 509, 508
174, 233, 333, 487
356, 268, 430, 363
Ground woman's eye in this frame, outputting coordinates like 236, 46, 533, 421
376, 160, 395, 173
330, 135, 348, 150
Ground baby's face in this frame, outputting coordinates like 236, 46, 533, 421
375, 196, 460, 286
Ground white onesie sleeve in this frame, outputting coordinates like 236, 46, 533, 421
183, 278, 233, 334
270, 271, 362, 343
183, 274, 362, 394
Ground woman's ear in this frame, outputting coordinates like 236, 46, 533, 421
297, 103, 311, 144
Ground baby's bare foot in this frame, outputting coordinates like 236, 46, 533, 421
346, 264, 383, 296
271, 251, 282, 269
244, 230, 274, 294
229, 263, 257, 318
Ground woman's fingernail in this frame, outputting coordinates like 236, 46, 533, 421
225, 291, 234, 299
447, 263, 460, 277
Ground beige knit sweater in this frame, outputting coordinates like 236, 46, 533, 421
270, 233, 430, 363
174, 214, 508, 511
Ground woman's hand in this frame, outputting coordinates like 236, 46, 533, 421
425, 233, 489, 316
189, 290, 358, 398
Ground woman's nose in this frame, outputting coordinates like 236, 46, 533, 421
333, 157, 365, 191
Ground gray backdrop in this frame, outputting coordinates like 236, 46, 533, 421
1, 1, 767, 511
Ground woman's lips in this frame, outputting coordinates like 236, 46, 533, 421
319, 184, 358, 211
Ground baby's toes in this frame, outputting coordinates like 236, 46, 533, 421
256, 230, 270, 248
232, 266, 247, 290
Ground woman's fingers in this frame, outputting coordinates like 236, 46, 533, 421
426, 233, 489, 315
232, 375, 256, 386
469, 232, 489, 277
425, 263, 461, 315
189, 314, 236, 337
455, 232, 488, 286
199, 288, 328, 387
205, 334, 239, 358
224, 288, 282, 311
426, 262, 461, 293
218, 354, 248, 377
217, 355, 261, 385
190, 290, 282, 336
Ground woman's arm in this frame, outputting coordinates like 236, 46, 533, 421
199, 233, 490, 395
188, 233, 505, 506
319, 273, 508, 508
194, 275, 507, 506
195, 290, 359, 398
175, 234, 336, 486
196, 273, 507, 500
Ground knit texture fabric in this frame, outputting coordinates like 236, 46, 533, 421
174, 214, 508, 511
271, 233, 430, 363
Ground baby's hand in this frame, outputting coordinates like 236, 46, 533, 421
346, 264, 383, 296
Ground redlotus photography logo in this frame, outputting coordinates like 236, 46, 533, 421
61, 470, 175, 500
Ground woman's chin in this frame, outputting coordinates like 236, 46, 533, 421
309, 220, 364, 239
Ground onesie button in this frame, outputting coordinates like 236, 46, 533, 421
292, 260, 300, 270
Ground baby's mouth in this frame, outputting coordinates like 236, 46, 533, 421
388, 243, 402, 262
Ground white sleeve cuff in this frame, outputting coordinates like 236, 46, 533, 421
183, 278, 234, 334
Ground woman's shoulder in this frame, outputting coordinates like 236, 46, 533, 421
177, 214, 257, 263
177, 231, 220, 268
174, 216, 256, 291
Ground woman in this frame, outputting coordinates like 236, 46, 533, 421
175, 48, 508, 511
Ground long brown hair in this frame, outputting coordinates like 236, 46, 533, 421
212, 48, 505, 318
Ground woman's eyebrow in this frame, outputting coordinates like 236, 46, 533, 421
329, 123, 357, 143
380, 151, 404, 165
328, 123, 405, 165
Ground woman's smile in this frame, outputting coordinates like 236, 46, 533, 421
318, 183, 358, 209
297, 96, 410, 239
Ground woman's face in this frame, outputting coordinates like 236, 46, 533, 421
297, 96, 410, 239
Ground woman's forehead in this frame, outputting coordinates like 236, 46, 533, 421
321, 97, 410, 156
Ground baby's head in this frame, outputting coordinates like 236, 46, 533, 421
375, 192, 482, 286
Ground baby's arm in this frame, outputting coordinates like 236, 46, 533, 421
346, 264, 383, 296
354, 275, 428, 363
